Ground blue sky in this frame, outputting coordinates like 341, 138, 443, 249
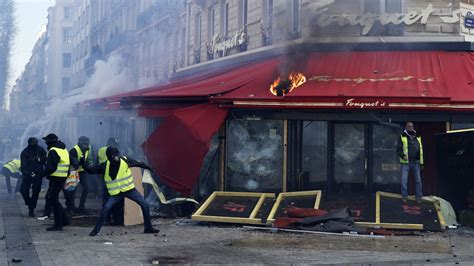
10, 0, 53, 85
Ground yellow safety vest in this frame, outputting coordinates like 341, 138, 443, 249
104, 158, 135, 195
4, 159, 21, 173
400, 135, 424, 165
73, 145, 90, 172
49, 147, 70, 178
97, 146, 108, 164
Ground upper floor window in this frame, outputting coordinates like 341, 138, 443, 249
262, 0, 274, 45
63, 28, 73, 44
209, 7, 216, 39
194, 12, 202, 47
238, 0, 248, 31
291, 0, 301, 38
63, 53, 71, 68
222, 1, 230, 37
64, 6, 73, 20
363, 0, 403, 36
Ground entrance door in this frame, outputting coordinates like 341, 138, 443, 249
332, 123, 367, 193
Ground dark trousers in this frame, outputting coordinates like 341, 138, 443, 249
2, 168, 22, 193
93, 188, 152, 233
64, 171, 89, 210
46, 179, 69, 227
20, 176, 43, 211
100, 175, 124, 225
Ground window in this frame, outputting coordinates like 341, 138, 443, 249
63, 28, 72, 44
209, 7, 216, 39
62, 53, 71, 68
262, 0, 274, 45
194, 13, 202, 47
363, 0, 404, 36
226, 119, 283, 192
62, 77, 71, 91
291, 0, 300, 34
238, 0, 248, 31
64, 6, 72, 20
222, 1, 230, 36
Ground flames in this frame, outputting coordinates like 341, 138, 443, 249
270, 72, 307, 96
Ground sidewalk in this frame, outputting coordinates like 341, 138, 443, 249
2, 177, 474, 265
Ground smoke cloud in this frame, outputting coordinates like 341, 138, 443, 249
20, 53, 134, 146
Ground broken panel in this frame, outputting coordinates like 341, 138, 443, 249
191, 192, 275, 224
226, 119, 283, 192
267, 190, 322, 223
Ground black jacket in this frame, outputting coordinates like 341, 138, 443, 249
44, 141, 68, 180
85, 157, 151, 180
396, 130, 422, 163
20, 145, 47, 178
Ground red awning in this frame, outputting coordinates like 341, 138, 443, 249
213, 51, 474, 110
142, 104, 228, 196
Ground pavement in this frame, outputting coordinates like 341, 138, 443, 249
1, 176, 474, 265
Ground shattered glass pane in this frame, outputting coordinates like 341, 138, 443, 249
334, 124, 366, 192
226, 119, 283, 192
372, 124, 402, 189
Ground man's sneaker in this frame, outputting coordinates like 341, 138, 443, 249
402, 197, 408, 203
144, 228, 160, 234
46, 226, 63, 232
28, 210, 35, 218
37, 216, 49, 221
89, 229, 99, 236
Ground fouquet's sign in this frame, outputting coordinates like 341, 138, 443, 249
211, 30, 248, 54
344, 98, 387, 109
314, 3, 462, 35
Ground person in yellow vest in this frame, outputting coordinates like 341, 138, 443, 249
2, 159, 22, 194
42, 133, 70, 231
65, 136, 93, 214
97, 138, 123, 225
85, 147, 159, 236
396, 122, 424, 203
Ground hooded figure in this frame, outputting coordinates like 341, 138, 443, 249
84, 147, 159, 236
42, 133, 70, 231
19, 137, 47, 217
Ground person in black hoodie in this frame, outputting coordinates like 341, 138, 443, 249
85, 147, 159, 236
42, 134, 70, 231
20, 137, 47, 217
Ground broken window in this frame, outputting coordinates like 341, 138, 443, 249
226, 119, 283, 192
372, 124, 402, 192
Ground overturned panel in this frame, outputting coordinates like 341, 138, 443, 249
191, 192, 275, 224
374, 191, 445, 231
267, 191, 322, 223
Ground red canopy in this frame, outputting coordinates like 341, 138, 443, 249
142, 104, 228, 196
214, 51, 474, 110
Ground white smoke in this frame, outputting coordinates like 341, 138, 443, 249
20, 53, 134, 146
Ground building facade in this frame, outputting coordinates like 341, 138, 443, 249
11, 0, 474, 205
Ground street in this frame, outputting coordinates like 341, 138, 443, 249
0, 180, 474, 265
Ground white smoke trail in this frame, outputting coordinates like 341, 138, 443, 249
20, 53, 134, 146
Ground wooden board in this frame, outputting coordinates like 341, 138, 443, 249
192, 192, 275, 224
267, 191, 322, 223
124, 168, 144, 226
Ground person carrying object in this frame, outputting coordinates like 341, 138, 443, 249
66, 136, 93, 214
84, 147, 159, 236
42, 133, 70, 231
20, 137, 47, 217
